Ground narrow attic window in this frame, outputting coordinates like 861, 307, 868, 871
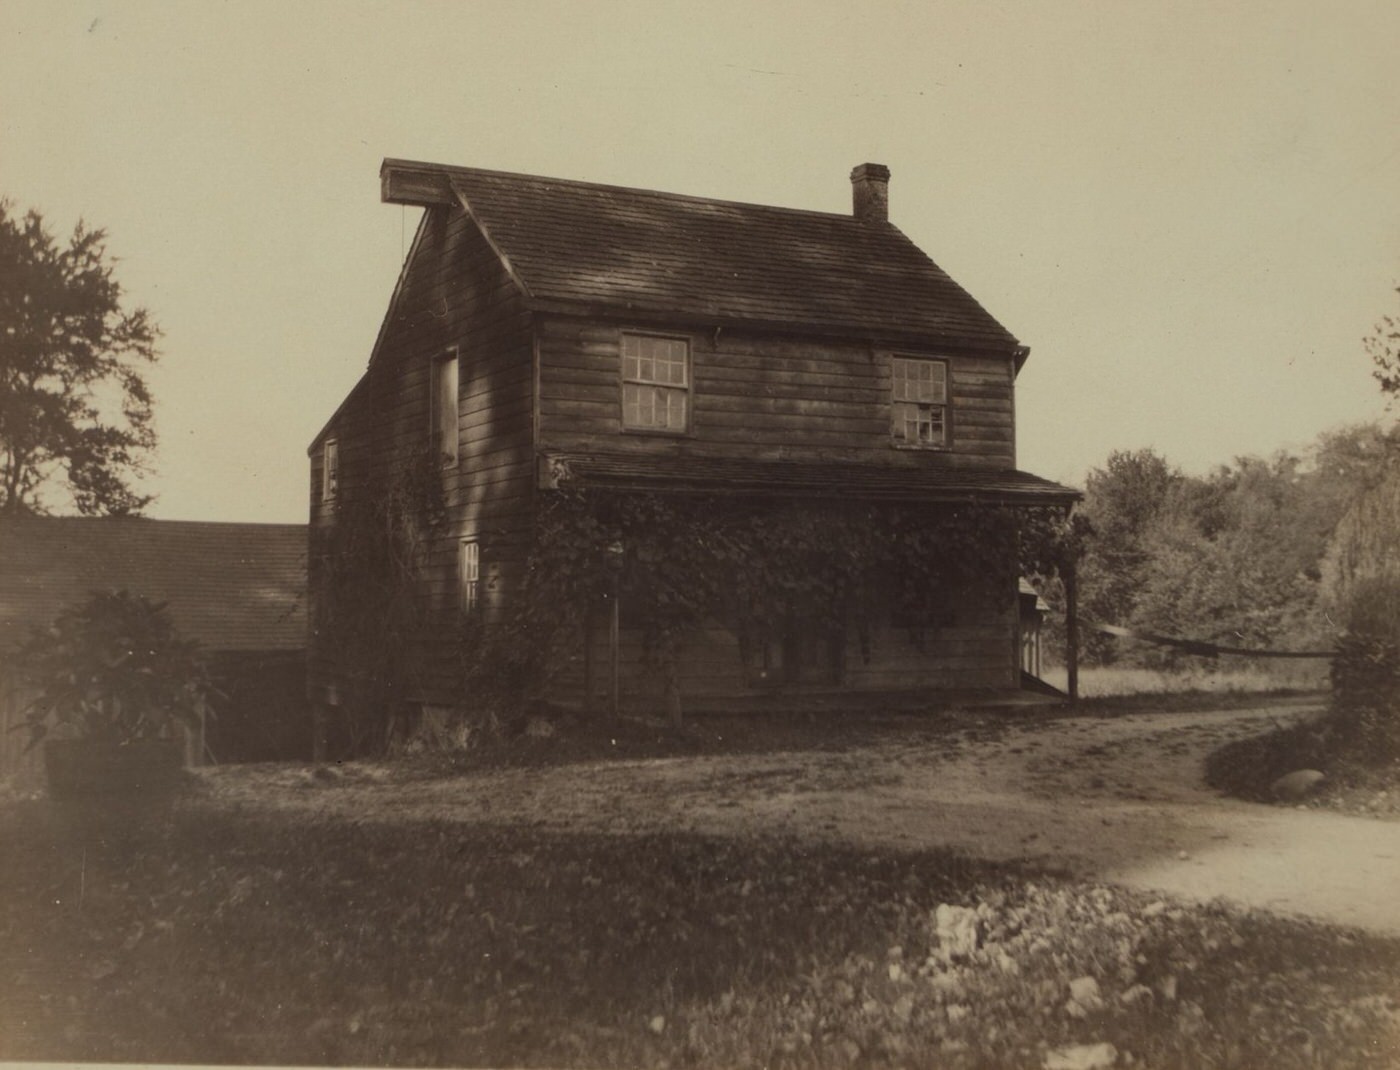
321, 439, 339, 503
890, 357, 949, 448
621, 333, 689, 434
430, 348, 460, 466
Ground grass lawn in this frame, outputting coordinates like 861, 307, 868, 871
2, 786, 1397, 1069
1039, 664, 1328, 702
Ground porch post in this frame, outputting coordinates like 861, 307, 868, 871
312, 705, 328, 763
662, 631, 683, 730
609, 582, 620, 722
605, 540, 624, 722
583, 607, 595, 714
1064, 559, 1080, 704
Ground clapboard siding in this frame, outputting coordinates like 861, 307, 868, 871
309, 204, 534, 708
536, 317, 1017, 467
845, 619, 1018, 691
546, 583, 1018, 705
311, 184, 1039, 719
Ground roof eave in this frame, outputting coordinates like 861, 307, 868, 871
540, 454, 1082, 507
308, 365, 373, 454
561, 481, 1080, 506
525, 298, 1021, 356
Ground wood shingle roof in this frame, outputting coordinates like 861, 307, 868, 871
0, 517, 305, 654
383, 159, 1022, 350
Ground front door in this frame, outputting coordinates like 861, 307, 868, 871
745, 603, 844, 688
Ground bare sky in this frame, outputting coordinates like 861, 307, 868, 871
2, 0, 1397, 522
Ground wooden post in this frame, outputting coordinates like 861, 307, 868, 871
583, 608, 595, 715
1064, 561, 1080, 704
312, 704, 328, 763
604, 540, 625, 724
193, 704, 208, 767
609, 576, 620, 723
662, 629, 683, 729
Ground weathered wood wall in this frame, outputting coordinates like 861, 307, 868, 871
553, 584, 1019, 706
533, 315, 1021, 701
308, 205, 534, 709
310, 236, 1027, 716
536, 317, 1015, 468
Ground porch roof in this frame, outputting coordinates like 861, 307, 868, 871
541, 452, 1081, 506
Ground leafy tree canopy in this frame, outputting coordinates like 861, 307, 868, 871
1073, 425, 1400, 665
0, 201, 159, 515
1323, 460, 1400, 621
1368, 284, 1400, 401
1131, 453, 1325, 660
1073, 448, 1181, 659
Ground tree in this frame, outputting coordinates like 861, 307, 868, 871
0, 201, 158, 515
1131, 454, 1326, 661
1368, 284, 1400, 401
1075, 448, 1181, 660
1322, 459, 1400, 622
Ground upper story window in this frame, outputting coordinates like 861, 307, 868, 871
621, 333, 689, 433
890, 356, 948, 448
321, 438, 339, 503
430, 348, 460, 466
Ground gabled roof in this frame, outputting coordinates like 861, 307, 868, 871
542, 451, 1080, 507
0, 517, 306, 654
381, 159, 1022, 352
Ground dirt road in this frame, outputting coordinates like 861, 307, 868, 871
206, 702, 1400, 935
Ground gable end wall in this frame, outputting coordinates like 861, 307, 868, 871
309, 206, 534, 710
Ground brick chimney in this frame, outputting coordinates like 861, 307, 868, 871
850, 163, 890, 223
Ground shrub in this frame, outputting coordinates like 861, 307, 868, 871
1203, 717, 1333, 800
14, 590, 215, 749
1328, 576, 1400, 761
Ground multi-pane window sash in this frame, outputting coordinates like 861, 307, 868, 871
459, 540, 480, 614
622, 334, 689, 433
321, 439, 339, 503
430, 350, 459, 465
891, 357, 948, 448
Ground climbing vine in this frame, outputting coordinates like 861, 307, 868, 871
310, 446, 447, 755
314, 454, 1081, 746
460, 490, 1081, 723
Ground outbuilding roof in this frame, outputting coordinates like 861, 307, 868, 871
0, 517, 306, 654
381, 159, 1022, 351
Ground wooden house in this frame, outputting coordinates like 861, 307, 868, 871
308, 160, 1078, 729
0, 516, 309, 778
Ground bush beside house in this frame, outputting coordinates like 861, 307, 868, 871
0, 516, 308, 782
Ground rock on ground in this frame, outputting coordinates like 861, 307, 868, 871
933, 903, 980, 960
1045, 1041, 1118, 1069
1271, 769, 1326, 801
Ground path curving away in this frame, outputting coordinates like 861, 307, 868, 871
204, 702, 1400, 936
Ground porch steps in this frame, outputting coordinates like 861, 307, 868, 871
568, 686, 1067, 719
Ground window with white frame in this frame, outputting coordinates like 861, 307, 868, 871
429, 349, 460, 465
621, 333, 689, 433
459, 539, 481, 614
321, 438, 339, 503
890, 356, 949, 448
